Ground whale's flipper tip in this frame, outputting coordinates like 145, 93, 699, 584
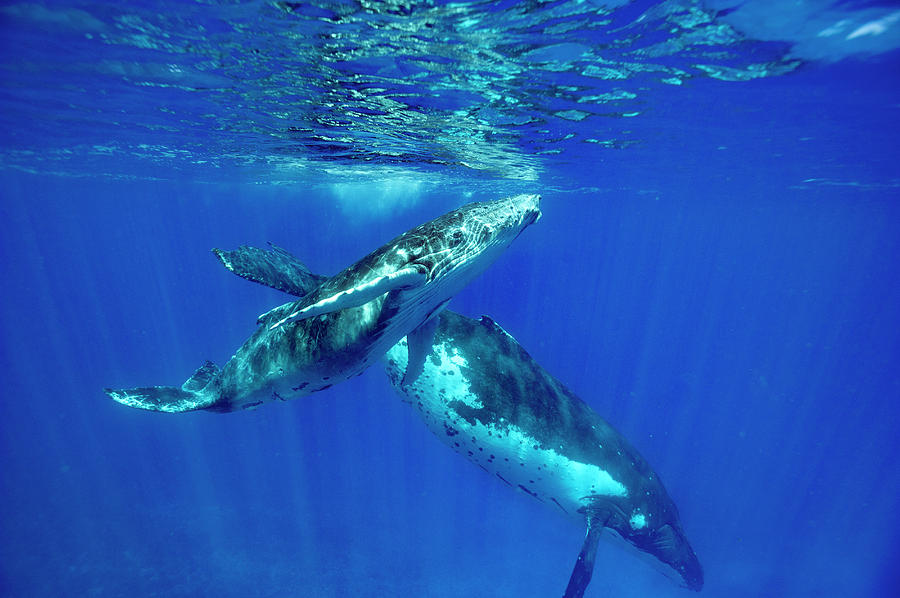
105, 386, 213, 413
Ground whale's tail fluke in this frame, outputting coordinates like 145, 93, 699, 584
105, 361, 220, 413
105, 385, 211, 412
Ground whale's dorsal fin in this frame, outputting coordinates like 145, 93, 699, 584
213, 243, 327, 298
181, 360, 220, 392
479, 315, 520, 342
270, 267, 427, 329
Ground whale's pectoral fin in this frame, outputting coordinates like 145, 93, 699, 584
563, 511, 609, 598
257, 302, 297, 326
213, 243, 327, 298
401, 309, 443, 387
270, 267, 427, 329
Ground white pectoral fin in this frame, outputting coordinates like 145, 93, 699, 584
269, 267, 426, 329
258, 302, 296, 326
401, 307, 444, 387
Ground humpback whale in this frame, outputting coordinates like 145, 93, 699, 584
197, 241, 703, 595
384, 313, 703, 596
105, 194, 541, 413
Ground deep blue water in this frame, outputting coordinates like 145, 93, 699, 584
2, 2, 899, 597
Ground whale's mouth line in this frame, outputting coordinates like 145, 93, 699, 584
403, 194, 540, 282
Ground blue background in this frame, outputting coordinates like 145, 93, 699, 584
2, 2, 900, 597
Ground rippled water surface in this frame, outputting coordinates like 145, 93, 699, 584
1, 2, 899, 597
5, 0, 889, 183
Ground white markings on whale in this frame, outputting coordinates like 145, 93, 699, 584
384, 312, 704, 595
385, 337, 629, 516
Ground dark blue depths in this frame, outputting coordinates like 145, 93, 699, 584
2, 28, 900, 598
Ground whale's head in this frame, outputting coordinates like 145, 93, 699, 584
401, 193, 541, 287
264, 194, 540, 332
604, 501, 704, 591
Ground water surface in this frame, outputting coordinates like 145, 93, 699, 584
1, 1, 899, 596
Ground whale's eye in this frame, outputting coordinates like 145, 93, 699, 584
406, 236, 427, 258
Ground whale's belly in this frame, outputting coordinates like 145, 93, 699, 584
386, 339, 629, 519
219, 299, 403, 411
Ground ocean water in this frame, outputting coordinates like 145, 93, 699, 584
1, 1, 899, 597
